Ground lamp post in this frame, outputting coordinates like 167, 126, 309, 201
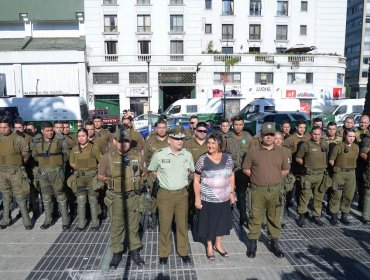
147, 58, 151, 132
223, 31, 230, 119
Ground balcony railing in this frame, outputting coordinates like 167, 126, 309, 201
288, 55, 314, 63
138, 54, 152, 61
105, 54, 118, 62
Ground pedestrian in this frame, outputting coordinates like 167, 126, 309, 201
328, 128, 359, 225
194, 133, 235, 260
0, 117, 33, 230
296, 126, 328, 227
69, 128, 102, 231
98, 130, 146, 268
121, 116, 145, 152
242, 122, 290, 258
148, 129, 195, 265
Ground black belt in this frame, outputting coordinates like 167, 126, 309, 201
160, 187, 186, 192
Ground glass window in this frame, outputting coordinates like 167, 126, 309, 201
292, 113, 306, 121
205, 0, 212, 9
205, 24, 212, 34
363, 57, 369, 64
250, 0, 262, 16
104, 15, 117, 32
336, 106, 347, 115
255, 72, 273, 84
276, 25, 288, 40
249, 24, 261, 40
170, 0, 183, 4
129, 72, 148, 84
103, 0, 117, 4
277, 1, 288, 16
170, 41, 184, 61
249, 47, 260, 53
222, 47, 233, 54
137, 15, 151, 32
138, 41, 150, 54
187, 105, 197, 113
169, 105, 181, 114
93, 73, 119, 84
137, 0, 150, 4
222, 0, 234, 15
105, 41, 118, 61
222, 24, 234, 39
276, 47, 287, 53
300, 25, 307, 36
213, 72, 241, 83
362, 71, 368, 78
170, 15, 183, 32
287, 73, 313, 84
301, 1, 308, 11
337, 73, 344, 85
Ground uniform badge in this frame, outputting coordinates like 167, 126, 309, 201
162, 159, 170, 163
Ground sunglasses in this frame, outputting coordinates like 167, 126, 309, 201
196, 129, 207, 133
190, 122, 196, 124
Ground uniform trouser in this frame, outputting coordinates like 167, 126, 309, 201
362, 166, 370, 221
147, 176, 158, 213
157, 187, 189, 257
248, 184, 281, 240
235, 169, 250, 224
356, 159, 367, 210
104, 190, 145, 253
298, 173, 325, 217
329, 170, 356, 214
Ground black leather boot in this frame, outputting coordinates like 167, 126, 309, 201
297, 214, 306, 227
109, 252, 123, 269
247, 239, 257, 258
130, 249, 145, 266
330, 213, 338, 226
270, 239, 285, 258
340, 213, 350, 225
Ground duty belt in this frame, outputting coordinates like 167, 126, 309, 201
76, 170, 96, 177
39, 167, 62, 173
334, 167, 355, 172
305, 168, 325, 175
159, 187, 187, 192
0, 166, 20, 171
251, 183, 281, 191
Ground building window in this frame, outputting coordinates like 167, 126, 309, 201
170, 0, 183, 4
255, 72, 273, 84
214, 72, 241, 84
205, 24, 212, 34
205, 0, 212, 9
103, 0, 117, 5
137, 0, 150, 4
93, 73, 119, 84
337, 73, 344, 85
363, 57, 369, 64
276, 25, 288, 40
287, 73, 313, 84
300, 25, 307, 36
222, 47, 233, 54
138, 41, 151, 54
222, 24, 233, 39
222, 0, 234, 15
249, 47, 260, 53
170, 40, 184, 61
137, 15, 151, 32
129, 72, 148, 84
105, 41, 118, 61
276, 47, 287, 53
277, 1, 288, 16
170, 15, 184, 32
104, 15, 117, 32
249, 24, 261, 40
301, 1, 307, 11
362, 71, 368, 78
250, 0, 262, 16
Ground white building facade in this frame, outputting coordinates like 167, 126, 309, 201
85, 0, 347, 117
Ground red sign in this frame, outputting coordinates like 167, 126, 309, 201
333, 87, 342, 98
286, 90, 296, 98
212, 89, 223, 98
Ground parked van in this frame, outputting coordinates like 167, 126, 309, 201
240, 98, 301, 119
163, 98, 222, 124
322, 98, 364, 123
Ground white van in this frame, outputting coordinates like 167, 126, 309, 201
240, 98, 301, 119
323, 98, 364, 123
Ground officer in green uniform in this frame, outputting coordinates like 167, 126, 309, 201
328, 128, 359, 225
31, 121, 72, 230
0, 117, 32, 230
336, 115, 357, 138
296, 126, 328, 227
148, 130, 195, 265
360, 134, 370, 225
225, 116, 253, 227
69, 128, 102, 231
144, 119, 169, 229
184, 115, 199, 139
98, 129, 146, 268
220, 119, 231, 151
122, 116, 145, 152
93, 115, 112, 155
243, 123, 290, 258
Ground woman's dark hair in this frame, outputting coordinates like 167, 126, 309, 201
207, 133, 223, 151
344, 128, 356, 136
77, 128, 88, 136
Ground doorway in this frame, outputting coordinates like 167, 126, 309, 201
160, 86, 194, 111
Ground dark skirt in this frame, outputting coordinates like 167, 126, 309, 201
197, 200, 232, 241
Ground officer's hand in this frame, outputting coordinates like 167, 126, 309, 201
229, 192, 236, 204
195, 198, 202, 209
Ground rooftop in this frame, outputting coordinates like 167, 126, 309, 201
0, 37, 86, 51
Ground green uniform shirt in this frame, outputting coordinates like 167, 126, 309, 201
330, 142, 359, 168
148, 147, 195, 190
70, 142, 101, 171
128, 128, 145, 152
0, 132, 30, 164
183, 138, 208, 164
144, 135, 169, 165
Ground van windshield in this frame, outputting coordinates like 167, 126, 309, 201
241, 104, 259, 114
325, 104, 339, 114
165, 105, 181, 115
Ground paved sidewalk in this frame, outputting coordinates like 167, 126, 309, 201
0, 203, 369, 280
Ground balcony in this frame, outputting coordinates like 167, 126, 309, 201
105, 54, 118, 62
103, 0, 117, 5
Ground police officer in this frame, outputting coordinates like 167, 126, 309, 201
328, 128, 359, 225
296, 126, 328, 227
63, 121, 76, 147
225, 116, 253, 227
69, 128, 102, 231
85, 121, 108, 154
336, 115, 357, 138
93, 115, 112, 154
31, 121, 72, 230
280, 121, 292, 140
148, 129, 195, 265
121, 116, 145, 152
184, 115, 199, 139
243, 123, 290, 258
0, 117, 32, 230
359, 134, 370, 225
144, 119, 169, 229
219, 119, 231, 151
98, 129, 146, 268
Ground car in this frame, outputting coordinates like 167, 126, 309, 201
241, 111, 310, 136
138, 116, 190, 139
133, 113, 161, 130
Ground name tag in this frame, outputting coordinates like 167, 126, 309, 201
162, 159, 170, 163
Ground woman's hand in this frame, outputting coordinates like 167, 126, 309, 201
195, 197, 202, 209
229, 192, 236, 204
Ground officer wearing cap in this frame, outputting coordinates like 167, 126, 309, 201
148, 128, 195, 265
98, 129, 146, 268
243, 122, 290, 258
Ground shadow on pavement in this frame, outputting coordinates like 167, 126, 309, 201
342, 228, 370, 256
